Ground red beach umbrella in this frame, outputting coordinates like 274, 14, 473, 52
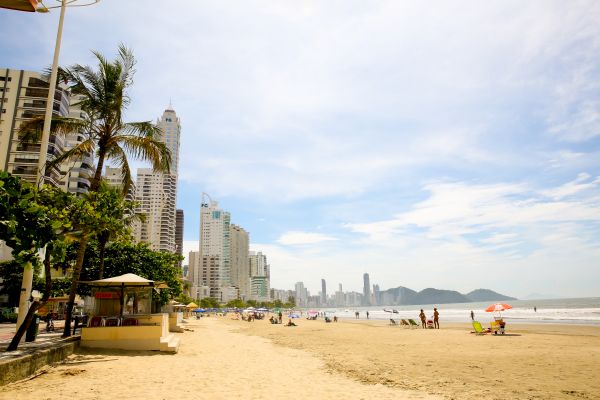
485, 303, 513, 312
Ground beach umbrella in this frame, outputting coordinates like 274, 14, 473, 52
288, 313, 300, 318
485, 303, 512, 319
256, 307, 268, 312
485, 303, 512, 312
193, 308, 206, 313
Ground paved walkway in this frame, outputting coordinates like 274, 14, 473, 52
0, 320, 78, 361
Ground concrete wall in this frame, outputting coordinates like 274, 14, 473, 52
0, 339, 79, 386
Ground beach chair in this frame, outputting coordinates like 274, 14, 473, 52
389, 318, 397, 326
104, 317, 120, 327
408, 319, 419, 329
123, 318, 139, 326
472, 321, 487, 335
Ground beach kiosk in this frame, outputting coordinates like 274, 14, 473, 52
164, 300, 186, 332
80, 273, 180, 353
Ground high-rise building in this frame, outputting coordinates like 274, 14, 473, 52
134, 106, 180, 253
230, 224, 250, 299
249, 251, 270, 301
0, 68, 70, 187
175, 209, 184, 267
60, 94, 94, 196
321, 279, 327, 304
294, 281, 308, 307
363, 273, 371, 306
199, 196, 234, 301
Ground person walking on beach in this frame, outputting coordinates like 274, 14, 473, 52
534, 306, 537, 312
470, 310, 474, 321
433, 308, 439, 329
355, 311, 360, 319
366, 311, 370, 319
419, 309, 426, 328
278, 311, 283, 323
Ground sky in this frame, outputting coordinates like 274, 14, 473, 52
1, 1, 599, 298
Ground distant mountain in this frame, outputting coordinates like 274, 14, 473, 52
466, 289, 517, 302
379, 286, 516, 306
412, 288, 471, 305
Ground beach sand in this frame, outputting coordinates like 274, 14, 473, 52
1, 317, 599, 399
223, 317, 600, 399
0, 317, 438, 400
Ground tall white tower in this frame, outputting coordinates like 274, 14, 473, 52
134, 105, 181, 253
199, 194, 234, 301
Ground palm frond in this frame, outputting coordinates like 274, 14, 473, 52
17, 117, 87, 143
113, 133, 171, 174
47, 138, 95, 170
105, 146, 133, 195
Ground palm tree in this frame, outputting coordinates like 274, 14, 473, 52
18, 45, 171, 337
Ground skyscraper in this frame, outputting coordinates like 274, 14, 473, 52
321, 279, 327, 305
230, 224, 250, 299
363, 273, 371, 306
175, 209, 184, 267
249, 251, 270, 301
134, 106, 180, 253
0, 69, 73, 187
199, 195, 234, 301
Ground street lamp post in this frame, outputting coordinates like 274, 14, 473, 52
1, 0, 100, 331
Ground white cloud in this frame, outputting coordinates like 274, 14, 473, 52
276, 231, 338, 246
541, 173, 600, 200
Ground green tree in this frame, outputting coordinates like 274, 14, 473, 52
0, 173, 90, 350
199, 298, 220, 309
225, 299, 246, 309
79, 241, 182, 306
18, 46, 171, 337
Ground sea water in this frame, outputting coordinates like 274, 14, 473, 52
320, 297, 600, 325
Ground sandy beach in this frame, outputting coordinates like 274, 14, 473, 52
2, 317, 599, 399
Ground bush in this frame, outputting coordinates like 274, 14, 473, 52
0, 312, 18, 323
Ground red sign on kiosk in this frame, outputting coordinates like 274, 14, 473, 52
95, 292, 119, 299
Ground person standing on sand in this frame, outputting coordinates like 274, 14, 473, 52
470, 310, 474, 321
355, 311, 360, 319
366, 311, 370, 319
419, 309, 426, 328
278, 311, 283, 323
433, 308, 439, 329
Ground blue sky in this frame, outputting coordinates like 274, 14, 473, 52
2, 1, 599, 298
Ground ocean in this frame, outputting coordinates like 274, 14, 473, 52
318, 297, 600, 325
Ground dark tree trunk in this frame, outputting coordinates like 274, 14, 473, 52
62, 236, 88, 338
97, 231, 109, 280
7, 245, 53, 351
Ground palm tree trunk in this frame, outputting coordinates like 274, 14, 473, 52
62, 235, 88, 338
7, 244, 53, 351
62, 148, 106, 336
97, 232, 109, 280
91, 148, 106, 192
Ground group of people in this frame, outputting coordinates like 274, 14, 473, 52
354, 311, 370, 319
418, 308, 439, 329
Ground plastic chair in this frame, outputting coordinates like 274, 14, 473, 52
472, 321, 487, 335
